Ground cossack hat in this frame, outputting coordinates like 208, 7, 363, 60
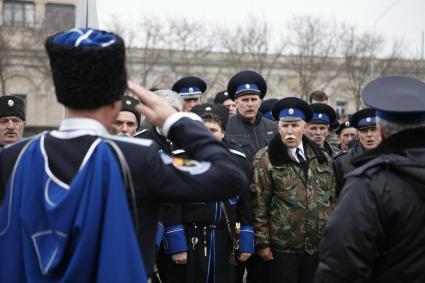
272, 97, 313, 122
213, 90, 232, 104
335, 120, 355, 135
45, 28, 127, 110
120, 95, 140, 128
259, 98, 279, 120
172, 76, 207, 99
191, 103, 229, 130
227, 70, 267, 100
309, 103, 337, 125
350, 108, 376, 130
0, 96, 26, 121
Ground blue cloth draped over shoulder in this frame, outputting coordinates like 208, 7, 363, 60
0, 135, 146, 283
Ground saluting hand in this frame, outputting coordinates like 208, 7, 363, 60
127, 82, 177, 128
257, 247, 274, 261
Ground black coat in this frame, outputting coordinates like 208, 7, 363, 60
0, 117, 248, 277
333, 141, 365, 197
315, 127, 425, 283
224, 112, 277, 164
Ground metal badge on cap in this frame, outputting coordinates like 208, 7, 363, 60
318, 113, 323, 119
366, 117, 371, 122
126, 100, 131, 105
245, 84, 250, 89
289, 108, 294, 115
189, 87, 194, 93
8, 100, 14, 107
205, 107, 212, 111
345, 121, 350, 127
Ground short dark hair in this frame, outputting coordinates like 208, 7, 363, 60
309, 91, 328, 103
202, 115, 225, 131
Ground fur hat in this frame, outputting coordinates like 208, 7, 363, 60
120, 95, 141, 128
45, 28, 127, 110
0, 96, 25, 121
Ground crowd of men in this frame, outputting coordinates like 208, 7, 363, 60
1, 28, 425, 283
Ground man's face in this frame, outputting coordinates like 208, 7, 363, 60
358, 126, 381, 150
183, 97, 202, 112
223, 99, 237, 117
338, 127, 357, 151
111, 111, 138, 137
235, 94, 261, 123
0, 116, 25, 145
203, 120, 224, 141
306, 123, 329, 148
279, 120, 306, 148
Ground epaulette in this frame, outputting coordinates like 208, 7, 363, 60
229, 148, 246, 159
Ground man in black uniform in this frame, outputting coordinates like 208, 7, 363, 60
111, 95, 141, 137
333, 108, 381, 196
306, 103, 340, 157
316, 75, 425, 283
163, 103, 254, 283
0, 29, 248, 282
214, 90, 237, 117
225, 70, 278, 165
335, 121, 356, 152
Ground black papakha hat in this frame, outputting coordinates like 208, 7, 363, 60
120, 95, 141, 128
214, 90, 232, 104
172, 76, 207, 99
192, 103, 229, 130
0, 96, 25, 121
335, 120, 355, 135
227, 70, 267, 100
45, 28, 127, 110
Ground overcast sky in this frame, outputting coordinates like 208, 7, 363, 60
97, 0, 425, 58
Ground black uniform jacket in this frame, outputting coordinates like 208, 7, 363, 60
333, 141, 364, 197
224, 112, 277, 164
316, 127, 425, 283
0, 116, 249, 276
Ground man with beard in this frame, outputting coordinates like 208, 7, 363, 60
111, 95, 140, 137
0, 96, 26, 148
306, 103, 340, 157
333, 108, 381, 196
172, 76, 207, 112
252, 97, 335, 283
315, 75, 425, 283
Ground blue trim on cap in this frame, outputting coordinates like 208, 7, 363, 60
279, 108, 306, 120
376, 110, 425, 124
155, 222, 164, 252
239, 226, 255, 253
52, 28, 117, 47
263, 111, 273, 119
358, 117, 376, 128
164, 225, 188, 255
235, 83, 260, 95
311, 112, 330, 124
179, 87, 202, 96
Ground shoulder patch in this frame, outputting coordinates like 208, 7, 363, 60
229, 149, 246, 159
160, 152, 211, 175
106, 135, 153, 147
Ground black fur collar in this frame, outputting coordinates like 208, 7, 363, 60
352, 126, 425, 166
268, 134, 328, 166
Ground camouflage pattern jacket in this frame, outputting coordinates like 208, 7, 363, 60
251, 134, 336, 255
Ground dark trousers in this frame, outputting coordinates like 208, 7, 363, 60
268, 252, 318, 283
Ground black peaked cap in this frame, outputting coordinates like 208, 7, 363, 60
227, 70, 267, 100
272, 97, 313, 122
192, 103, 229, 129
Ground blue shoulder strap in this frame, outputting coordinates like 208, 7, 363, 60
0, 135, 146, 283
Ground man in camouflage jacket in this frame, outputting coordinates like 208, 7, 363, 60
251, 97, 336, 283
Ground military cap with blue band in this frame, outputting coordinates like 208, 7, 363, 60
172, 76, 207, 99
362, 75, 425, 124
350, 108, 376, 130
272, 97, 313, 122
309, 103, 336, 125
45, 28, 126, 110
259, 98, 279, 120
227, 70, 267, 100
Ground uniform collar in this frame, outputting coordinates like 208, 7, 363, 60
52, 118, 109, 138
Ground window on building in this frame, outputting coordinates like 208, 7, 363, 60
44, 4, 75, 32
2, 1, 35, 28
335, 101, 347, 116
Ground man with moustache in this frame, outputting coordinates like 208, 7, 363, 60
333, 108, 381, 196
224, 70, 278, 165
306, 103, 340, 157
0, 96, 26, 148
252, 97, 335, 283
111, 95, 140, 137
